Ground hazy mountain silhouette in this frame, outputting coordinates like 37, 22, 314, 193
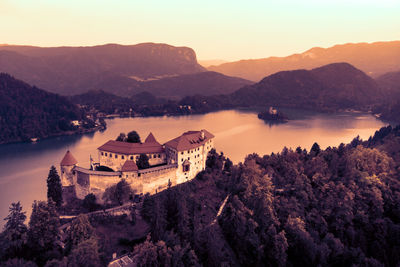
133, 71, 253, 98
0, 43, 205, 95
208, 41, 400, 81
198, 59, 229, 67
376, 71, 400, 95
229, 63, 382, 110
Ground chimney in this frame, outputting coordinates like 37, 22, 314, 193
200, 130, 205, 140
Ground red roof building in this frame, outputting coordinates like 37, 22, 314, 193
144, 132, 159, 144
165, 129, 214, 151
121, 160, 139, 172
60, 150, 78, 166
98, 133, 163, 155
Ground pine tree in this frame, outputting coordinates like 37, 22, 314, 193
47, 166, 63, 207
28, 201, 60, 255
1, 202, 28, 260
65, 214, 95, 253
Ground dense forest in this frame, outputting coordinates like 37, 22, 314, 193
1, 125, 399, 266
0, 73, 99, 144
135, 125, 400, 266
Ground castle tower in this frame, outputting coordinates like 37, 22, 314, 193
60, 150, 78, 186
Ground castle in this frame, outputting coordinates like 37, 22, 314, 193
60, 129, 214, 201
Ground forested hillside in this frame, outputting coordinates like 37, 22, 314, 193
0, 73, 89, 144
228, 63, 381, 111
136, 125, 400, 266
1, 125, 399, 266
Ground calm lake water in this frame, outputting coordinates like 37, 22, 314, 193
0, 109, 387, 227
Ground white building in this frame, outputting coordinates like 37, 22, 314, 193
60, 130, 214, 200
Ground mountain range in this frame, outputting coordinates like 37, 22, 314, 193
0, 43, 205, 95
208, 41, 400, 81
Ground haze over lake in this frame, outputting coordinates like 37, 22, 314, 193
0, 109, 386, 226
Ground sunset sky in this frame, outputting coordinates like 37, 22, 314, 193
1, 0, 399, 61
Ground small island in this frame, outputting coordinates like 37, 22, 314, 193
258, 106, 289, 124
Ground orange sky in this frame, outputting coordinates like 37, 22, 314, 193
1, 0, 399, 60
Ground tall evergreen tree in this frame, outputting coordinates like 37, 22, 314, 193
1, 202, 28, 260
47, 166, 63, 207
65, 214, 95, 253
28, 200, 60, 265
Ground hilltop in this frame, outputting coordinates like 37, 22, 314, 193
208, 41, 400, 81
0, 73, 98, 144
0, 43, 205, 95
181, 63, 382, 113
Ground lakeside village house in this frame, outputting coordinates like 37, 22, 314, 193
60, 130, 214, 201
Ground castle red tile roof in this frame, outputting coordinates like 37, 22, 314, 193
121, 160, 138, 172
98, 140, 164, 154
165, 129, 214, 151
60, 150, 78, 166
144, 132, 159, 144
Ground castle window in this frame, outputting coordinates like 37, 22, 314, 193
181, 152, 184, 155
115, 154, 118, 159
110, 153, 112, 158
105, 153, 108, 156
101, 152, 104, 155
122, 155, 125, 159
130, 156, 133, 160
158, 154, 161, 158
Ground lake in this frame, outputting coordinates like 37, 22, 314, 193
0, 109, 387, 227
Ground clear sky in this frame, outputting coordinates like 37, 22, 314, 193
1, 0, 399, 61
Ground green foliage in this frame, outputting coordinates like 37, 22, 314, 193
46, 166, 63, 207
138, 126, 400, 266
1, 202, 28, 261
102, 179, 133, 206
136, 154, 150, 169
116, 133, 126, 142
67, 238, 100, 267
82, 193, 98, 212
310, 142, 321, 156
65, 214, 95, 253
131, 236, 200, 267
0, 73, 83, 144
1, 258, 37, 267
27, 201, 60, 261
127, 131, 141, 143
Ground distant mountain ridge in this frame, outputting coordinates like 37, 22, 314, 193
208, 41, 400, 81
229, 62, 382, 110
0, 43, 206, 95
133, 71, 253, 98
376, 71, 400, 95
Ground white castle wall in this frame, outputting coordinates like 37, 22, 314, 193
98, 151, 166, 171
174, 138, 214, 184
